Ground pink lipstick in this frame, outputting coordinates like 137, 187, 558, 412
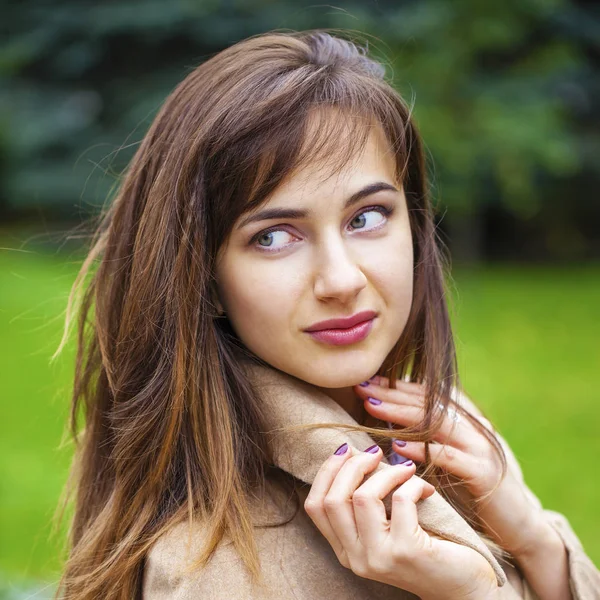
305, 315, 376, 346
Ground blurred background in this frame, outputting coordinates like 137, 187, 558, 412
1, 0, 598, 597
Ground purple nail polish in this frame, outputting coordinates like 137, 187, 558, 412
334, 442, 349, 455
402, 460, 414, 467
389, 453, 411, 465
367, 397, 382, 406
359, 381, 370, 387
364, 444, 380, 453
394, 439, 407, 447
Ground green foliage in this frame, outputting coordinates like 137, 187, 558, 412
1, 0, 596, 226
378, 1, 586, 217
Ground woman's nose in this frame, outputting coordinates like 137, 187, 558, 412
312, 240, 367, 302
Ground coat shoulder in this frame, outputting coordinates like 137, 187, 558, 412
142, 518, 211, 598
142, 475, 299, 599
142, 517, 257, 599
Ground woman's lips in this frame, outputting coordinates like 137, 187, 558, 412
305, 317, 375, 346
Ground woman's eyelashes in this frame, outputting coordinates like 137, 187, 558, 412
248, 204, 395, 254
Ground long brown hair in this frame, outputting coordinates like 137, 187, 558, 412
53, 29, 505, 599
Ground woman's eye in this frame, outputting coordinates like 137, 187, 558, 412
253, 229, 296, 251
250, 205, 393, 253
348, 206, 391, 231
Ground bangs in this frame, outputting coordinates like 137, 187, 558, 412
236, 103, 411, 225
202, 47, 416, 249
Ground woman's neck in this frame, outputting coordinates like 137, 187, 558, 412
315, 385, 379, 427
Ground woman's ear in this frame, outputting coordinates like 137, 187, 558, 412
209, 282, 226, 316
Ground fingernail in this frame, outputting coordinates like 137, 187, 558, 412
394, 439, 407, 447
359, 381, 370, 387
402, 460, 414, 467
367, 397, 382, 406
364, 444, 380, 453
334, 442, 349, 455
389, 453, 411, 465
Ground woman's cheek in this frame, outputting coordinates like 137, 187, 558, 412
228, 267, 302, 346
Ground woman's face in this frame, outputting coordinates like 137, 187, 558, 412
215, 120, 414, 394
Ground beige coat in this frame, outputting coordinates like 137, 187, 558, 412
143, 361, 600, 599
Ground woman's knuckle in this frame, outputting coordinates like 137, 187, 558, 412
351, 489, 372, 508
323, 493, 343, 512
392, 488, 409, 505
334, 549, 350, 569
365, 554, 386, 576
442, 445, 456, 462
348, 558, 369, 578
303, 497, 320, 515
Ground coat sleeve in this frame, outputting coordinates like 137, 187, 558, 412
456, 389, 600, 600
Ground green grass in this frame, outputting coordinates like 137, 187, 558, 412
1, 249, 598, 589
450, 265, 600, 562
0, 249, 80, 591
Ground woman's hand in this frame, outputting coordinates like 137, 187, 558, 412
353, 377, 550, 560
304, 443, 499, 600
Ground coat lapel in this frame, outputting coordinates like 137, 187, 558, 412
242, 359, 508, 588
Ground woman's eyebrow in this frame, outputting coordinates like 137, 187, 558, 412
237, 181, 400, 229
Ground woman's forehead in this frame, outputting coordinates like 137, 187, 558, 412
225, 107, 405, 239
278, 119, 399, 197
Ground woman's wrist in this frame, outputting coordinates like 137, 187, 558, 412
416, 563, 501, 600
510, 518, 572, 600
509, 514, 562, 563
419, 584, 500, 600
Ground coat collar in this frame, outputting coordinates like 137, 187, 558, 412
241, 359, 507, 588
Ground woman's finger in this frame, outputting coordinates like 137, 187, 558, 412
357, 378, 424, 407
357, 379, 496, 454
364, 400, 465, 447
389, 475, 436, 541
392, 440, 478, 481
374, 379, 498, 441
323, 445, 383, 548
352, 460, 416, 548
304, 442, 354, 558
357, 382, 487, 453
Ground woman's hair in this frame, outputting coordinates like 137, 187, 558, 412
53, 29, 505, 600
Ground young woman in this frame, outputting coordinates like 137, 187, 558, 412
54, 30, 599, 599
